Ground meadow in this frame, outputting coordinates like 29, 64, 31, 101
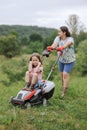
0, 55, 87, 130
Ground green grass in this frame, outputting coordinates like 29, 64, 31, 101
0, 55, 87, 130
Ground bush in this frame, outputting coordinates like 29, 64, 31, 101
76, 39, 87, 76
29, 33, 43, 42
0, 35, 21, 58
43, 30, 58, 49
1, 57, 27, 85
22, 41, 44, 54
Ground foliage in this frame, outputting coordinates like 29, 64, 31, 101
73, 31, 87, 49
29, 33, 43, 42
0, 34, 21, 58
0, 25, 56, 39
20, 36, 29, 46
22, 41, 44, 54
9, 29, 19, 38
76, 39, 87, 76
1, 56, 27, 85
43, 30, 58, 49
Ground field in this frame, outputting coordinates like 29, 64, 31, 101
0, 55, 87, 130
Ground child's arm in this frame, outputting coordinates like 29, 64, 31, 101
28, 61, 32, 72
34, 62, 43, 73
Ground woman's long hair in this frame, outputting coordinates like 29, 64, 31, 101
60, 26, 71, 37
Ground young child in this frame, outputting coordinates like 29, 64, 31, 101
24, 53, 43, 90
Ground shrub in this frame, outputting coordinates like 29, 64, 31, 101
22, 41, 44, 54
1, 57, 27, 85
0, 35, 21, 58
29, 33, 43, 42
76, 39, 87, 76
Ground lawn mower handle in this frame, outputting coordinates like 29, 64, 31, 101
46, 54, 60, 81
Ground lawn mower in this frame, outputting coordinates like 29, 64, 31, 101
10, 50, 59, 108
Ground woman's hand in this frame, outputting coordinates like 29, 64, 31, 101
47, 46, 53, 52
56, 46, 64, 51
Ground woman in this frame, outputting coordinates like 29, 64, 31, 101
47, 26, 76, 97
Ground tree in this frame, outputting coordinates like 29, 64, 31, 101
26, 41, 43, 54
66, 14, 85, 35
20, 36, 29, 46
43, 30, 57, 49
0, 34, 21, 58
29, 33, 43, 42
9, 29, 19, 37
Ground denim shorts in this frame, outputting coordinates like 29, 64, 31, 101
34, 80, 42, 88
58, 60, 75, 73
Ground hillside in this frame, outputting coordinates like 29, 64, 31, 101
0, 55, 87, 130
0, 25, 57, 38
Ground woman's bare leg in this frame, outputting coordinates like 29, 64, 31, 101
62, 72, 70, 96
60, 72, 63, 86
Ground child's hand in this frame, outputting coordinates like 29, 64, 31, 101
38, 62, 41, 66
29, 61, 32, 65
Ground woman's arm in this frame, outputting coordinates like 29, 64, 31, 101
51, 42, 58, 49
51, 36, 60, 49
63, 41, 72, 49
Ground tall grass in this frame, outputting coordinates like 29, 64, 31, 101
0, 55, 87, 130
